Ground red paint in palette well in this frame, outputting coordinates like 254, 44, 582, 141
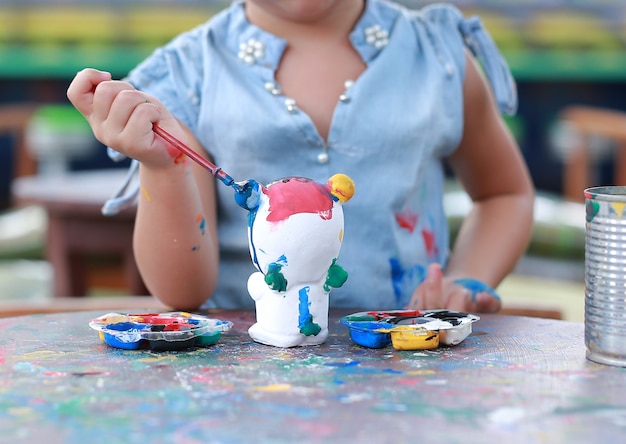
264, 178, 334, 222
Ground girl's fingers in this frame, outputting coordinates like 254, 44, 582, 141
405, 263, 445, 310
422, 263, 444, 309
474, 291, 502, 313
405, 264, 502, 314
66, 69, 112, 119
405, 291, 420, 310
446, 287, 473, 312
105, 90, 158, 138
447, 288, 502, 313
91, 81, 138, 129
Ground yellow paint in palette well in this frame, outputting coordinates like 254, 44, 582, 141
379, 326, 440, 351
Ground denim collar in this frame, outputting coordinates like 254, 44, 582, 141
224, 0, 400, 75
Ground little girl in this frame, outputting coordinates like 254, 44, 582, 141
67, 0, 534, 312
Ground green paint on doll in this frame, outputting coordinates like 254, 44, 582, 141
265, 262, 287, 292
324, 259, 348, 292
299, 315, 322, 336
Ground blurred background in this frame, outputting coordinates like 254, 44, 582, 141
2, 0, 625, 319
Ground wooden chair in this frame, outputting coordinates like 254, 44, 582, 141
11, 170, 148, 298
559, 106, 626, 202
0, 104, 38, 183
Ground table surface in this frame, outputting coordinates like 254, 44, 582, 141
1, 309, 625, 444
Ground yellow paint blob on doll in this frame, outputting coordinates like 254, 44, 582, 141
327, 174, 355, 204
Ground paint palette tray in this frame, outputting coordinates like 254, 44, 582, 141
340, 309, 479, 350
89, 312, 233, 351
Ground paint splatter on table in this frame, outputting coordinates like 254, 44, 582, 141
0, 310, 624, 443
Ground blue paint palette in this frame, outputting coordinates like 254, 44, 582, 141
340, 310, 479, 350
89, 312, 233, 351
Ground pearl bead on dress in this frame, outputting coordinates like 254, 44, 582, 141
364, 24, 389, 49
317, 152, 329, 164
238, 39, 265, 65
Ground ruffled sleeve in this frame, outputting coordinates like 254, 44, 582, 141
421, 3, 517, 115
458, 15, 517, 115
124, 28, 206, 131
101, 26, 207, 215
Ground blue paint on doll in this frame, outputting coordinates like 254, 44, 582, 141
234, 179, 261, 214
298, 286, 321, 336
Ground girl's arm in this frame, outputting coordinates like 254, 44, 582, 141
445, 51, 534, 290
407, 51, 535, 313
67, 69, 219, 310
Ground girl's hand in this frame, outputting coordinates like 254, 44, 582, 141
66, 68, 186, 170
405, 263, 501, 313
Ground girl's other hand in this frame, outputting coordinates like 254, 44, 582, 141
405, 263, 501, 313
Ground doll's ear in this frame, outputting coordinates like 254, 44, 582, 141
327, 174, 355, 204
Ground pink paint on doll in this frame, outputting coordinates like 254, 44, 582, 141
264, 178, 335, 223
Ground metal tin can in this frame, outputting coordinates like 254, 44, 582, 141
585, 186, 626, 366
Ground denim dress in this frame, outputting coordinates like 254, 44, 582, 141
104, 0, 516, 309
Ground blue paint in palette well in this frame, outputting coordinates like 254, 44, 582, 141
340, 319, 391, 348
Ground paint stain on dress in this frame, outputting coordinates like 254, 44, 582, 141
390, 258, 426, 306
395, 210, 418, 233
421, 229, 438, 257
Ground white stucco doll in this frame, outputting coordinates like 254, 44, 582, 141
241, 174, 355, 347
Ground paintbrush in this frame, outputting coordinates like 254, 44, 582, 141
153, 124, 258, 209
